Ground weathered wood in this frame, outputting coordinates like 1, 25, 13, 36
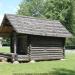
17, 55, 29, 61
0, 53, 16, 61
63, 38, 66, 59
30, 55, 64, 60
30, 35, 65, 60
1, 14, 71, 37
31, 50, 63, 53
0, 14, 71, 62
3, 34, 65, 61
31, 47, 63, 50
13, 33, 17, 54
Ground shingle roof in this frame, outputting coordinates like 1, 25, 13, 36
1, 14, 72, 37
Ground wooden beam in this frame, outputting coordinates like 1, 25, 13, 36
63, 38, 66, 59
13, 33, 17, 54
11, 33, 18, 61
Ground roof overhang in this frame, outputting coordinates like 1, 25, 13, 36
0, 14, 72, 38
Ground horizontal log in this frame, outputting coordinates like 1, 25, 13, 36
30, 52, 63, 54
31, 56, 63, 60
30, 53, 63, 55
17, 58, 29, 61
31, 50, 63, 53
31, 47, 63, 49
30, 50, 63, 53
17, 55, 29, 61
30, 54, 63, 56
31, 48, 63, 51
18, 55, 29, 58
31, 49, 63, 51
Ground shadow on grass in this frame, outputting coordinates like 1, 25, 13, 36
52, 68, 75, 75
13, 68, 75, 75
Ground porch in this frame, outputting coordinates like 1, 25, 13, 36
0, 34, 30, 62
0, 28, 30, 62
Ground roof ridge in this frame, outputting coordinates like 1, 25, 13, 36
5, 14, 60, 23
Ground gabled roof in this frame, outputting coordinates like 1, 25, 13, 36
1, 14, 72, 37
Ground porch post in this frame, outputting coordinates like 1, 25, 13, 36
63, 38, 66, 59
13, 33, 17, 54
13, 33, 18, 61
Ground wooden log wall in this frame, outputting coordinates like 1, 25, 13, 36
30, 36, 65, 60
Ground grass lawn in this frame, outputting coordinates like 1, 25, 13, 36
0, 47, 75, 75
0, 47, 10, 53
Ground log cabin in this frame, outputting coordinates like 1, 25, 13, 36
0, 14, 72, 61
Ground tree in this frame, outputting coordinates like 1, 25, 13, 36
65, 0, 75, 47
71, 0, 75, 35
17, 0, 45, 18
43, 0, 72, 33
17, 0, 72, 32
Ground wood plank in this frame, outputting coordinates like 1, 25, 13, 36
30, 53, 63, 55
31, 50, 63, 53
31, 47, 63, 49
30, 54, 63, 56
17, 55, 29, 61
31, 55, 64, 60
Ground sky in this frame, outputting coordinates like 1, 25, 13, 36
0, 0, 22, 24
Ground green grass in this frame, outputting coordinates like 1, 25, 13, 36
0, 47, 75, 75
0, 47, 10, 53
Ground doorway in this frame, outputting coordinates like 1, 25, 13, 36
17, 35, 28, 55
